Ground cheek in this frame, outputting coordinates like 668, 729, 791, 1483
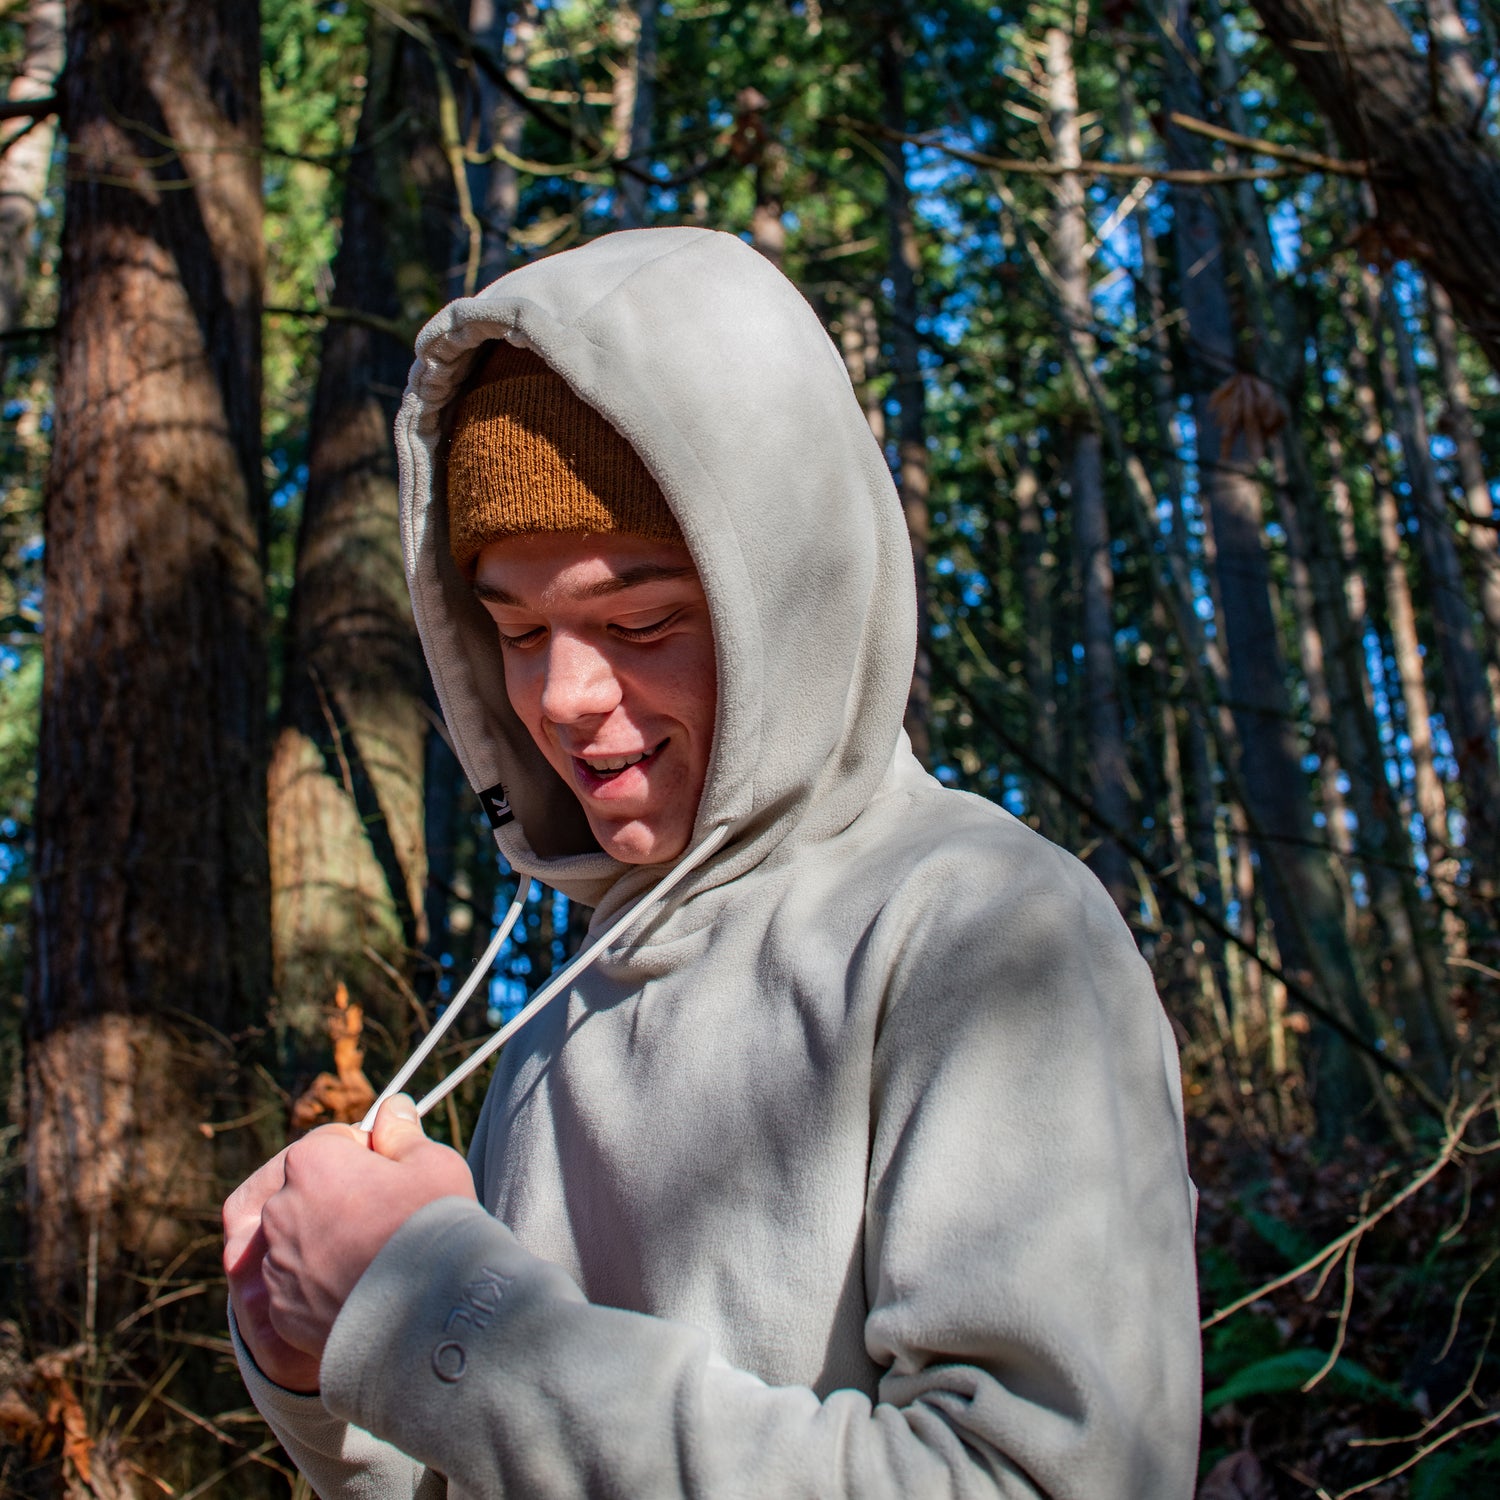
499, 655, 547, 741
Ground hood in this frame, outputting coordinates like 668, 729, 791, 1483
397, 228, 916, 921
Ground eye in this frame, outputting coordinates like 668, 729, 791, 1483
496, 624, 546, 651
610, 611, 680, 643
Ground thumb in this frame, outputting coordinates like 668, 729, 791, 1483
369, 1094, 428, 1161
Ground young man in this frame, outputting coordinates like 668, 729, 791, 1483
225, 227, 1200, 1497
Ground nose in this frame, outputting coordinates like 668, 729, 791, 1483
538, 632, 622, 725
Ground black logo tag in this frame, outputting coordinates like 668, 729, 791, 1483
479, 782, 514, 829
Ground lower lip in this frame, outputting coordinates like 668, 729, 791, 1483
571, 741, 666, 798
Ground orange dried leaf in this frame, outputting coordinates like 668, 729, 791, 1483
289, 980, 376, 1132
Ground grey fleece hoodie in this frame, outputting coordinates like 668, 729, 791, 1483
234, 227, 1201, 1498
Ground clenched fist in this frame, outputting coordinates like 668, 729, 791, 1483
223, 1096, 477, 1389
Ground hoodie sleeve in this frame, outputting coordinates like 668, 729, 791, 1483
228, 1299, 444, 1500
312, 848, 1201, 1500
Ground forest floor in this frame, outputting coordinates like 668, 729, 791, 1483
1190, 1078, 1500, 1499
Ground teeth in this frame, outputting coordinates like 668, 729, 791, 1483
583, 750, 648, 772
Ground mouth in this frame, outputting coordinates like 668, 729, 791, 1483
571, 738, 669, 789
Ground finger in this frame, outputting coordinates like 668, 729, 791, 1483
224, 1216, 269, 1281
369, 1094, 429, 1161
281, 1122, 371, 1186
223, 1146, 289, 1233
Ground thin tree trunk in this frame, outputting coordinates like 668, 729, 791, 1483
1164, 0, 1382, 1132
1380, 277, 1500, 904
0, 0, 63, 339
610, 0, 655, 229
268, 6, 457, 1082
835, 293, 886, 445
471, 0, 536, 284
1426, 278, 1500, 698
1046, 24, 1133, 913
26, 0, 266, 1323
1014, 454, 1063, 835
1348, 270, 1460, 922
878, 13, 933, 765
743, 88, 787, 269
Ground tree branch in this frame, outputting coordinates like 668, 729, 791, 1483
838, 116, 1367, 184
0, 93, 57, 123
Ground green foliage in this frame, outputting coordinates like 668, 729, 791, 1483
1410, 1431, 1500, 1499
1204, 1347, 1408, 1413
1242, 1202, 1325, 1267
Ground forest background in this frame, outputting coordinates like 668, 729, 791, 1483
0, 0, 1498, 1494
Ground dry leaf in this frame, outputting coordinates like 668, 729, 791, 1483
0, 1345, 97, 1488
1207, 372, 1288, 462
0, 1385, 44, 1448
289, 981, 376, 1133
1199, 1449, 1274, 1500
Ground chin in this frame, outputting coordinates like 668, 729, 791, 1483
592, 819, 690, 866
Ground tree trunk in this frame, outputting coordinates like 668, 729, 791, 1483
470, 0, 536, 284
0, 0, 63, 339
1346, 270, 1460, 930
1047, 24, 1133, 914
610, 0, 656, 229
1426, 278, 1500, 693
835, 293, 886, 445
1014, 454, 1063, 835
1380, 277, 1500, 903
878, 14, 934, 766
744, 88, 788, 269
26, 0, 266, 1322
1164, 0, 1381, 1132
1248, 0, 1500, 371
268, 5, 456, 1081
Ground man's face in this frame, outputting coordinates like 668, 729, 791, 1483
473, 532, 716, 865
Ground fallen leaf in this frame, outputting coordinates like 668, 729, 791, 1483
1199, 1449, 1274, 1500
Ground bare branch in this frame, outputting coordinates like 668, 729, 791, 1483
836, 115, 1368, 184
0, 93, 56, 123
1201, 1089, 1495, 1329
1164, 111, 1366, 174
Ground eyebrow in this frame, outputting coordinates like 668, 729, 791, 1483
472, 563, 697, 608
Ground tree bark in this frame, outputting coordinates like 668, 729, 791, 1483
1047, 24, 1134, 914
1379, 277, 1500, 903
610, 0, 656, 229
26, 0, 266, 1322
1426, 279, 1500, 693
878, 13, 933, 765
470, 0, 536, 284
1248, 0, 1500, 371
0, 0, 63, 339
268, 4, 456, 1078
1164, 0, 1381, 1132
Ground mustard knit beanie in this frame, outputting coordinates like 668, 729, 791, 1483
445, 342, 681, 573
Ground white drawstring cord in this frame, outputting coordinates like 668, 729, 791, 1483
411, 823, 729, 1120
359, 883, 529, 1132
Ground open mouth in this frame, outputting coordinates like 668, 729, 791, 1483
572, 738, 669, 784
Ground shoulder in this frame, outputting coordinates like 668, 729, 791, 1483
848, 776, 1164, 1054
860, 774, 1127, 946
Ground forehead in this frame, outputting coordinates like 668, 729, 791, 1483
472, 533, 701, 607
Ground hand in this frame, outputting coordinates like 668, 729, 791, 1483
223, 1147, 322, 1393
256, 1096, 478, 1365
